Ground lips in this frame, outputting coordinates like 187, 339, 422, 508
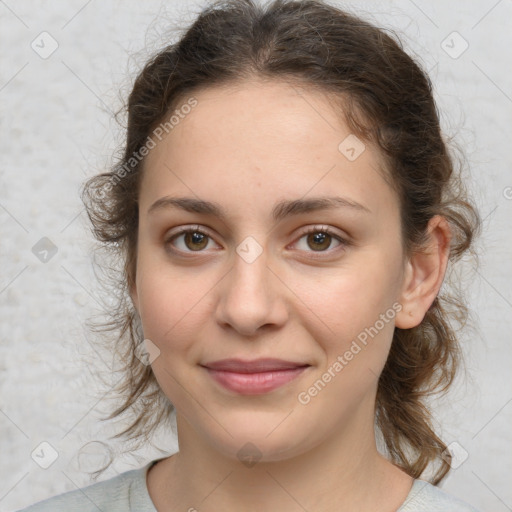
201, 358, 310, 373
200, 358, 311, 395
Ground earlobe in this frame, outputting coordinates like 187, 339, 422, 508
395, 215, 451, 329
395, 259, 418, 329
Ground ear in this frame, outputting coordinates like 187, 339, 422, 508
395, 215, 451, 329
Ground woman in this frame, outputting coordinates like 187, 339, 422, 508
19, 0, 481, 510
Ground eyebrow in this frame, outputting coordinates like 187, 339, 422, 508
147, 195, 371, 222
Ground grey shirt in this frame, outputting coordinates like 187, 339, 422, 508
17, 459, 481, 512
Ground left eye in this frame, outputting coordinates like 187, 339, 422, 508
292, 226, 346, 253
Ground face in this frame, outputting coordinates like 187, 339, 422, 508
131, 79, 409, 463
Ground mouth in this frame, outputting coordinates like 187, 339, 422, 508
200, 358, 311, 395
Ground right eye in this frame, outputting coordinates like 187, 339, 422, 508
164, 225, 220, 254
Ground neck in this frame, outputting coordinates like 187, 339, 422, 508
148, 400, 414, 512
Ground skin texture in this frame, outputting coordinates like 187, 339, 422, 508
130, 79, 451, 512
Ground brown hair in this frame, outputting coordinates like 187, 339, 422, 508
81, 0, 480, 484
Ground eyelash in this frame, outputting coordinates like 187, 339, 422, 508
164, 224, 351, 258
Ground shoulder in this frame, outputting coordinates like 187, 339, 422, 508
398, 479, 482, 512
16, 462, 157, 512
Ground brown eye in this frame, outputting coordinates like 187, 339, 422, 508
305, 231, 332, 251
165, 227, 217, 253
182, 231, 209, 251
292, 226, 349, 256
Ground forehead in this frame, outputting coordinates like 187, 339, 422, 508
164, 79, 351, 158
140, 79, 397, 223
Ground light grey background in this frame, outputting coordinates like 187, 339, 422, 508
1, 1, 511, 511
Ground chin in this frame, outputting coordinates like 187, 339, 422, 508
202, 418, 314, 466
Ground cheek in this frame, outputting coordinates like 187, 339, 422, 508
135, 257, 216, 352
297, 275, 397, 412
291, 255, 401, 381
299, 261, 400, 337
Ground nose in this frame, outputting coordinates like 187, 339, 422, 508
214, 248, 288, 337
